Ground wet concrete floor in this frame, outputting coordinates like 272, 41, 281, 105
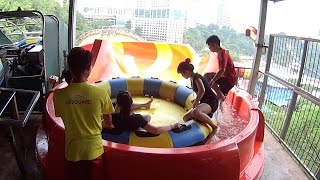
0, 120, 310, 180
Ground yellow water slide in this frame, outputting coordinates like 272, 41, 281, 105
86, 40, 204, 83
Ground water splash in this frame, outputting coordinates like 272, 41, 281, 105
210, 101, 248, 143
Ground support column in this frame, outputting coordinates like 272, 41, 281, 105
248, 0, 268, 94
68, 0, 77, 51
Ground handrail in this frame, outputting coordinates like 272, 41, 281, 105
271, 34, 320, 43
264, 72, 320, 106
0, 88, 40, 127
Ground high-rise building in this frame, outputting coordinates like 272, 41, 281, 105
78, 0, 134, 28
133, 0, 187, 43
217, 0, 231, 28
80, 7, 134, 28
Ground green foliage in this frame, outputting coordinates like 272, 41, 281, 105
134, 27, 142, 36
183, 24, 255, 59
0, 0, 68, 20
125, 20, 132, 31
77, 18, 114, 38
0, 0, 90, 39
263, 98, 320, 175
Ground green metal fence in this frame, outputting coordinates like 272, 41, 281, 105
237, 34, 320, 179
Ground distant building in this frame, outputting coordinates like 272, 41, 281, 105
132, 0, 187, 43
80, 6, 134, 28
217, 0, 231, 28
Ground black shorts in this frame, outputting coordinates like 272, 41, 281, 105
204, 73, 234, 96
216, 77, 234, 96
202, 98, 218, 118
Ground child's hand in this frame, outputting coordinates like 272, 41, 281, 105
173, 123, 182, 129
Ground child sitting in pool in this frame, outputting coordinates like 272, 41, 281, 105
177, 58, 219, 132
109, 91, 182, 134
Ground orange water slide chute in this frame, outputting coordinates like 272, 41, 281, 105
86, 40, 199, 83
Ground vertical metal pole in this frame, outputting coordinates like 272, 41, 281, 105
9, 127, 26, 175
68, 0, 77, 50
9, 95, 26, 175
258, 35, 274, 108
316, 168, 320, 180
280, 40, 308, 139
248, 0, 268, 94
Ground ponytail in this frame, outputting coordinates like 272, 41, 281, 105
177, 58, 194, 73
116, 91, 133, 116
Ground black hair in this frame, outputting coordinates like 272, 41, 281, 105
177, 58, 194, 74
61, 69, 73, 84
116, 91, 133, 116
206, 35, 220, 47
67, 47, 92, 74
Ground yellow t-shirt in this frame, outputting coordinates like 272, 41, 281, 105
53, 82, 114, 162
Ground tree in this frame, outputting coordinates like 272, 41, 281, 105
135, 27, 143, 36
0, 0, 95, 40
125, 20, 132, 31
183, 23, 255, 60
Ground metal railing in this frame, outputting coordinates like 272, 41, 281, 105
0, 87, 40, 176
236, 34, 320, 179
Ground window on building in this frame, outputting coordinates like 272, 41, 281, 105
151, 10, 155, 18
173, 10, 182, 19
139, 9, 145, 17
145, 10, 150, 18
135, 9, 138, 17
162, 9, 166, 18
157, 9, 161, 18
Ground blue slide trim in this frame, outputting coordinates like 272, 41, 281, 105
169, 121, 205, 148
143, 78, 162, 97
174, 86, 193, 107
109, 78, 127, 97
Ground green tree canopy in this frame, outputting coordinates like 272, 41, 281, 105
183, 24, 255, 60
125, 20, 132, 31
135, 27, 143, 36
0, 0, 94, 39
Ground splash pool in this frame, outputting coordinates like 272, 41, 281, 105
36, 40, 265, 180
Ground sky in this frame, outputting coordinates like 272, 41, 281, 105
77, 0, 320, 38
195, 0, 320, 38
